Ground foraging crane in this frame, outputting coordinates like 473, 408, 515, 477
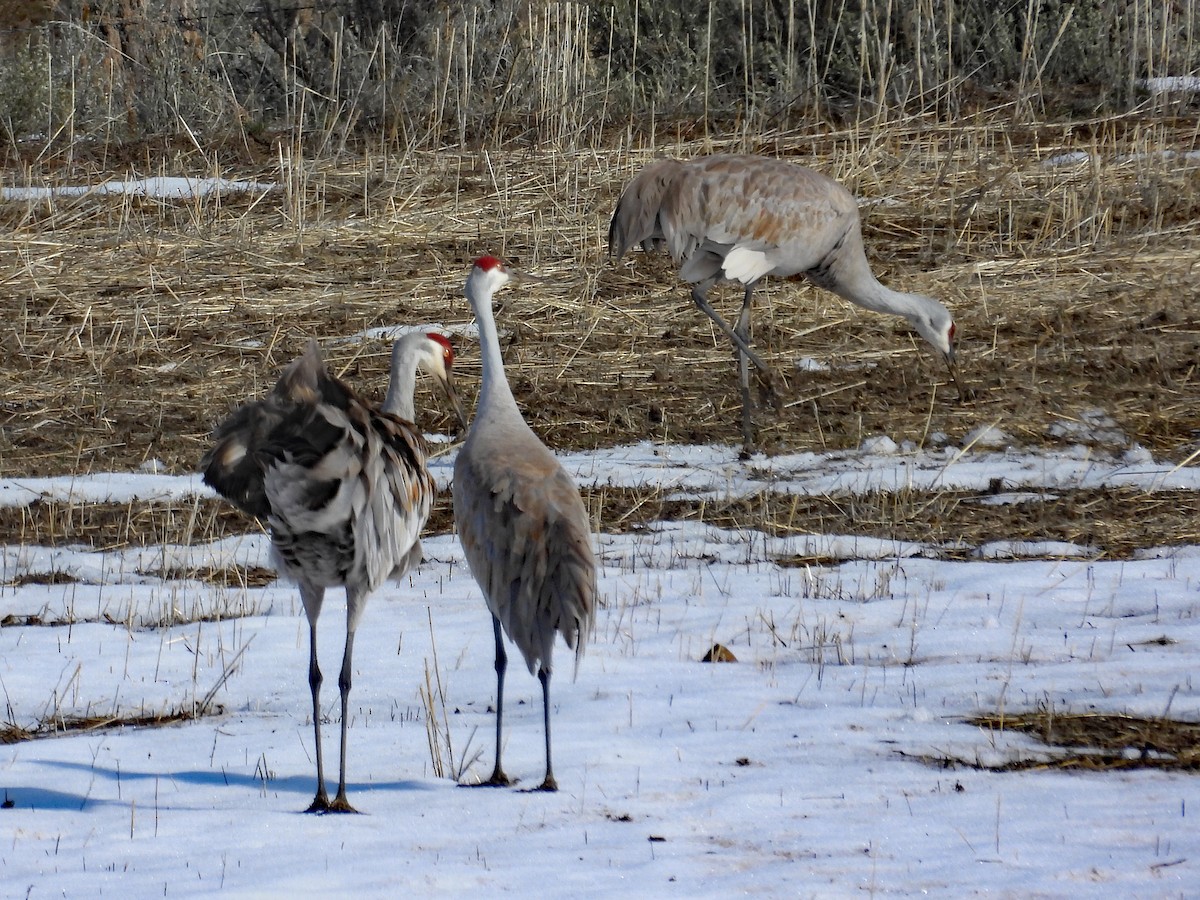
608, 153, 962, 445
453, 256, 597, 792
201, 331, 466, 813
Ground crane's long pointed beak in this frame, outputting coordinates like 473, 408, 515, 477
510, 267, 550, 285
440, 374, 470, 435
944, 350, 973, 402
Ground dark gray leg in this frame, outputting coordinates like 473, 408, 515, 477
734, 286, 756, 445
535, 667, 557, 791
300, 583, 330, 813
326, 625, 359, 813
485, 617, 512, 786
689, 283, 773, 375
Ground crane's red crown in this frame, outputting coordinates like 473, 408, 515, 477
426, 331, 454, 365
474, 255, 505, 272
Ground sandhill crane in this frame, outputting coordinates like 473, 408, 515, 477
201, 331, 466, 813
608, 153, 962, 445
453, 256, 597, 792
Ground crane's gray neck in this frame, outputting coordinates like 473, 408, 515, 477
467, 281, 518, 413
830, 273, 935, 327
381, 339, 419, 420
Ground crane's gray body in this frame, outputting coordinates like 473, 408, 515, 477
453, 258, 596, 790
609, 154, 958, 443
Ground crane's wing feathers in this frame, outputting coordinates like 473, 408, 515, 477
201, 399, 285, 519
612, 154, 861, 284
454, 450, 596, 677
203, 342, 435, 592
201, 340, 344, 517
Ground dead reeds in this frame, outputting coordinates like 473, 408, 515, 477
2, 121, 1199, 482
902, 708, 1200, 773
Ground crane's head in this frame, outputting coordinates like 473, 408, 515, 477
909, 301, 956, 363
419, 332, 468, 430
391, 331, 469, 431
907, 298, 970, 398
467, 255, 512, 299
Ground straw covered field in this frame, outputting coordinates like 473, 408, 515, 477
5, 7, 1200, 893
3, 111, 1200, 556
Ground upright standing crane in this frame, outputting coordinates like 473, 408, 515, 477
202, 332, 465, 813
453, 256, 597, 792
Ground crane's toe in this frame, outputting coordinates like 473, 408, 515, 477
459, 766, 514, 788
483, 770, 514, 787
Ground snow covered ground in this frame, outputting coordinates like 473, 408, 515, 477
2, 433, 1198, 898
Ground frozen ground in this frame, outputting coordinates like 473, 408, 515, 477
2, 433, 1198, 898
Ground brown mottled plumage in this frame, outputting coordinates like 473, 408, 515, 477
453, 256, 596, 792
201, 332, 464, 813
609, 153, 960, 445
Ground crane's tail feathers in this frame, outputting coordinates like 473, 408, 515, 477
273, 340, 328, 405
566, 565, 598, 682
201, 340, 353, 520
720, 246, 774, 285
608, 158, 683, 258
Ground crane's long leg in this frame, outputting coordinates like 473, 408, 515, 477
733, 286, 757, 446
689, 284, 773, 376
535, 667, 557, 792
300, 582, 330, 813
327, 586, 364, 814
485, 616, 512, 787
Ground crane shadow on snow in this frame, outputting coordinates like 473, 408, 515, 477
18, 758, 432, 811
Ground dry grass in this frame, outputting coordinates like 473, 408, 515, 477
7, 484, 1199, 563
593, 486, 1200, 561
0, 704, 221, 745
902, 708, 1200, 773
2, 112, 1200, 552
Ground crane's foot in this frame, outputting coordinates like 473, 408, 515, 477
323, 793, 360, 814
528, 773, 558, 793
482, 767, 513, 787
305, 792, 331, 814
459, 765, 513, 788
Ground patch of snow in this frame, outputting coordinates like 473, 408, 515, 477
1141, 76, 1200, 93
1047, 408, 1127, 446
859, 434, 899, 455
974, 490, 1057, 506
1043, 151, 1091, 167
974, 539, 1097, 559
1122, 444, 1154, 464
962, 424, 1010, 449
794, 355, 830, 372
1, 176, 275, 202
